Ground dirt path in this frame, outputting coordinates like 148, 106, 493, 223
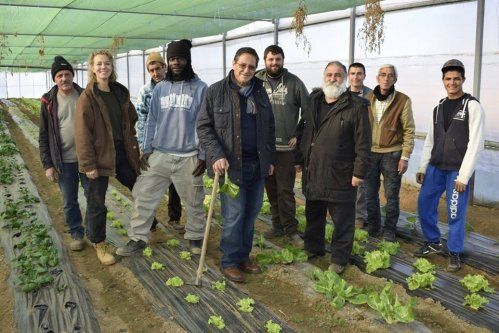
2, 108, 184, 333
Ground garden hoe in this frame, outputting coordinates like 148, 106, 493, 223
192, 171, 220, 286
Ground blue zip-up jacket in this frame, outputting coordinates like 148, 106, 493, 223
143, 75, 208, 155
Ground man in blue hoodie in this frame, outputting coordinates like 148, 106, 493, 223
116, 40, 208, 256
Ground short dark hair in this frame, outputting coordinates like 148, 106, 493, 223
348, 62, 366, 74
234, 47, 259, 67
442, 67, 465, 79
264, 45, 284, 60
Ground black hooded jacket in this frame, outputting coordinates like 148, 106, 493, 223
297, 89, 371, 202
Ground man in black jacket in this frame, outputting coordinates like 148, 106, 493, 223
197, 47, 276, 283
39, 55, 86, 251
297, 61, 371, 274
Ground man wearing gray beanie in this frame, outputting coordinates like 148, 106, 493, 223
40, 56, 86, 251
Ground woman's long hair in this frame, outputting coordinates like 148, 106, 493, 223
87, 50, 117, 83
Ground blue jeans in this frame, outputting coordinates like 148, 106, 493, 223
58, 162, 86, 239
418, 164, 470, 254
220, 160, 265, 269
366, 151, 402, 232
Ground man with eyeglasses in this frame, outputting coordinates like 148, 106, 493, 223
134, 51, 183, 232
364, 64, 415, 242
296, 61, 371, 274
116, 40, 208, 257
197, 47, 276, 283
255, 45, 309, 247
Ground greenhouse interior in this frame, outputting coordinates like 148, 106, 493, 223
0, 0, 497, 332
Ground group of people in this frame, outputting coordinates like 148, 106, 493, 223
38, 40, 484, 283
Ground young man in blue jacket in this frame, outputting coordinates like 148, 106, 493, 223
117, 40, 207, 256
415, 59, 485, 272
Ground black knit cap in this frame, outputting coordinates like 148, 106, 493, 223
166, 39, 192, 62
51, 56, 74, 81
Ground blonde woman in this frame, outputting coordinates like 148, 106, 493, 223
75, 50, 140, 265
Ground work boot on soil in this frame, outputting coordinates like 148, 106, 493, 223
447, 252, 462, 272
116, 239, 147, 256
189, 239, 203, 255
168, 219, 185, 231
287, 233, 304, 248
70, 237, 85, 251
221, 267, 245, 283
94, 242, 116, 266
328, 263, 345, 274
263, 228, 285, 239
414, 242, 443, 257
306, 250, 325, 260
367, 225, 382, 237
383, 230, 396, 242
238, 261, 261, 274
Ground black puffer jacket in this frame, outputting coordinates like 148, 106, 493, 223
39, 83, 84, 172
197, 72, 276, 185
298, 89, 371, 202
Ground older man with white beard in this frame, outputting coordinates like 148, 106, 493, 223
296, 61, 371, 274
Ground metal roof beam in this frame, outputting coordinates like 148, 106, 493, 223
0, 3, 270, 22
1, 32, 166, 41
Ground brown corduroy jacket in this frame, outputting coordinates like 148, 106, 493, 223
75, 81, 140, 176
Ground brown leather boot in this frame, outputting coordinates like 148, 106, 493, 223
238, 261, 261, 274
221, 267, 245, 283
94, 242, 116, 266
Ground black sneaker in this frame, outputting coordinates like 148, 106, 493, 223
447, 252, 462, 272
189, 239, 203, 255
116, 239, 147, 256
383, 230, 396, 242
414, 242, 443, 257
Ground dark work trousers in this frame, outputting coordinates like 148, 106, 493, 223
264, 151, 298, 234
84, 143, 156, 243
168, 184, 182, 221
365, 151, 402, 233
304, 199, 356, 266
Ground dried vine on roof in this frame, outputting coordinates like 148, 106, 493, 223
110, 37, 125, 54
358, 0, 385, 54
0, 33, 13, 65
38, 35, 45, 63
292, 0, 312, 55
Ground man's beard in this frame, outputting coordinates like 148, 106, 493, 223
322, 80, 347, 99
266, 65, 283, 78
169, 64, 186, 79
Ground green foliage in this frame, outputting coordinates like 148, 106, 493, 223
296, 205, 305, 216
255, 247, 308, 267
413, 258, 435, 273
179, 251, 192, 261
117, 228, 128, 236
354, 229, 369, 243
364, 250, 391, 273
463, 293, 488, 310
143, 247, 153, 258
260, 201, 271, 215
312, 269, 368, 309
253, 234, 266, 249
236, 297, 255, 313
460, 274, 494, 293
366, 282, 416, 324
106, 211, 115, 220
151, 261, 165, 270
351, 241, 365, 255
166, 238, 180, 247
208, 315, 225, 330
406, 216, 418, 230
212, 280, 226, 291
406, 272, 436, 290
325, 224, 334, 243
184, 293, 200, 304
203, 174, 213, 189
165, 276, 184, 287
19, 187, 39, 204
111, 220, 123, 228
377, 241, 399, 255
264, 320, 282, 333
0, 158, 21, 185
297, 215, 306, 233
220, 172, 239, 199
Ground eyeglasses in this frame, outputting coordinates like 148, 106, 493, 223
236, 62, 256, 72
378, 73, 396, 79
